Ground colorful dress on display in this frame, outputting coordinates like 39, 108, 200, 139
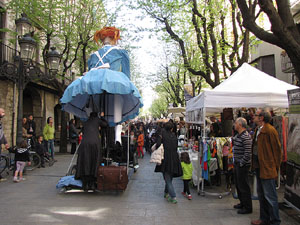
60, 45, 143, 126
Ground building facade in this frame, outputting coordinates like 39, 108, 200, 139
250, 41, 298, 85
0, 0, 66, 146
250, 1, 300, 86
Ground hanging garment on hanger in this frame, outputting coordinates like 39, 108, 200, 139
202, 141, 210, 180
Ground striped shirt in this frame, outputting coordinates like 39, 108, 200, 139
233, 130, 252, 167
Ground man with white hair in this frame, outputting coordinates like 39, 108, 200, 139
0, 108, 9, 182
233, 117, 253, 214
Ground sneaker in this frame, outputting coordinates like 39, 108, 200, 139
13, 177, 19, 183
164, 193, 169, 198
181, 192, 187, 198
19, 178, 26, 181
187, 195, 192, 200
167, 196, 177, 204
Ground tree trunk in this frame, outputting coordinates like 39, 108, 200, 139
59, 110, 68, 153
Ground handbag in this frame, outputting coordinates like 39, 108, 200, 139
150, 144, 164, 164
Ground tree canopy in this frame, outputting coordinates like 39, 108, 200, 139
237, 0, 300, 83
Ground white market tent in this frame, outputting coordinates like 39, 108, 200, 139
186, 63, 298, 123
186, 63, 298, 197
167, 106, 186, 114
167, 106, 186, 120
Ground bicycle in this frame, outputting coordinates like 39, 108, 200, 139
44, 152, 55, 167
25, 139, 41, 170
25, 150, 41, 170
0, 147, 17, 177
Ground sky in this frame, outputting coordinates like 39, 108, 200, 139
104, 0, 163, 110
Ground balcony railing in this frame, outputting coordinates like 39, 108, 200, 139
0, 42, 71, 85
281, 51, 295, 73
0, 43, 20, 65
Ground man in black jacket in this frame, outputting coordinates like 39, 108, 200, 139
27, 115, 36, 148
27, 115, 36, 137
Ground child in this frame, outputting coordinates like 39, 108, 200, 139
180, 152, 193, 200
136, 131, 144, 158
35, 135, 46, 168
14, 140, 31, 182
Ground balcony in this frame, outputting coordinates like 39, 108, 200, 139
0, 42, 71, 85
281, 51, 295, 73
291, 0, 300, 24
0, 43, 20, 65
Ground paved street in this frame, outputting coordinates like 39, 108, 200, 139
0, 148, 299, 225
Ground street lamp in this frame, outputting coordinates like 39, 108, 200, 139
18, 33, 37, 61
0, 13, 61, 145
15, 13, 32, 37
46, 47, 61, 74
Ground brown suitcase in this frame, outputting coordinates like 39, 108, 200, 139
97, 166, 128, 191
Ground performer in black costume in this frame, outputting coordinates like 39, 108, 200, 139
75, 112, 108, 191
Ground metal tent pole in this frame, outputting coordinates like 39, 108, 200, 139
127, 122, 130, 175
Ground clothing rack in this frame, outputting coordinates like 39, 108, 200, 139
197, 136, 231, 199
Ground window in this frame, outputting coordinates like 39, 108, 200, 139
253, 55, 276, 77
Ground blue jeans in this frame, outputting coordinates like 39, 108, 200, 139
163, 172, 176, 198
256, 169, 281, 225
48, 139, 55, 159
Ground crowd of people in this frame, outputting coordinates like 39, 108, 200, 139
144, 108, 281, 225
0, 103, 284, 224
0, 108, 58, 183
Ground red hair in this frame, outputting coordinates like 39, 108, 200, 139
94, 27, 121, 45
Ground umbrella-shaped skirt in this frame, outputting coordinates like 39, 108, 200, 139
60, 68, 143, 126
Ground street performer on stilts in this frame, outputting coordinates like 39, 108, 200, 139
90, 27, 125, 144
87, 26, 140, 144
59, 26, 143, 191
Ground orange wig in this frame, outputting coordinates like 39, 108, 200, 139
94, 27, 121, 45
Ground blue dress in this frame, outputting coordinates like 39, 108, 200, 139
61, 45, 143, 126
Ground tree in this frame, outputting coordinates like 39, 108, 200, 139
147, 42, 209, 107
149, 97, 168, 118
237, 0, 300, 83
128, 0, 251, 88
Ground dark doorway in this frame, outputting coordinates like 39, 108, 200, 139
23, 87, 42, 135
23, 89, 33, 117
54, 104, 62, 141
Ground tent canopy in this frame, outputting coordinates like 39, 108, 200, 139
167, 107, 186, 114
186, 63, 298, 114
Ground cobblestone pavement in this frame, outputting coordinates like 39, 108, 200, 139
0, 149, 299, 225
